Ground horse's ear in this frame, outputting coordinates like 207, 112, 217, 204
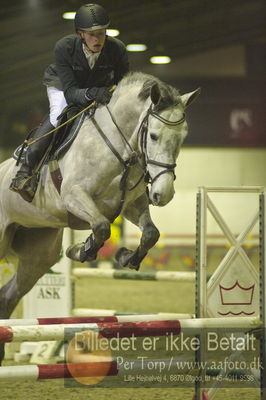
181, 88, 201, 108
150, 83, 161, 105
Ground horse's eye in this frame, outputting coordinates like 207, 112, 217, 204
150, 133, 158, 141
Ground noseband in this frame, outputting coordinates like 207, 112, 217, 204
92, 102, 185, 202
138, 104, 185, 185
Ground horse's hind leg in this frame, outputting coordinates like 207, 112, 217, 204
0, 227, 63, 318
0, 224, 16, 260
116, 193, 160, 270
0, 227, 63, 363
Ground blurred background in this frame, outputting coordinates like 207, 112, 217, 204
1, 0, 265, 150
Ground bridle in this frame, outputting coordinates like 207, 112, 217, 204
137, 104, 185, 185
88, 102, 185, 220
92, 102, 185, 190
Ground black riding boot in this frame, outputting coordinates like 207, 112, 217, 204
9, 118, 55, 202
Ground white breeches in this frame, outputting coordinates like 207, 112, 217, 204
47, 86, 68, 127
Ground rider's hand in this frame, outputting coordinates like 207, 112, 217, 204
86, 87, 112, 104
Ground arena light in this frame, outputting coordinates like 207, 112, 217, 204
150, 56, 171, 64
62, 12, 76, 20
126, 44, 147, 52
106, 29, 120, 37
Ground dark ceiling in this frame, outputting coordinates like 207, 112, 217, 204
1, 0, 265, 117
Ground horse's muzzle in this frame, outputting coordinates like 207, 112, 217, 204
149, 189, 174, 207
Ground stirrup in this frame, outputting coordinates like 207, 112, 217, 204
9, 173, 39, 203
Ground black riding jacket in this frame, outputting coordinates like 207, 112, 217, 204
43, 34, 129, 105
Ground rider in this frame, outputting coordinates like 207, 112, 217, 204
10, 3, 129, 202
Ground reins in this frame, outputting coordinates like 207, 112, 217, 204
24, 101, 97, 147
88, 104, 147, 220
90, 116, 138, 171
24, 86, 117, 147
89, 101, 185, 218
90, 109, 141, 222
105, 104, 135, 155
15, 100, 100, 168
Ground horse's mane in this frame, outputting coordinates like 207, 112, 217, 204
118, 71, 181, 111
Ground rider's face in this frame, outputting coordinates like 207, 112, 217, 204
79, 29, 106, 52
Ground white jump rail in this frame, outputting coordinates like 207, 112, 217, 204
0, 317, 261, 343
0, 313, 195, 326
72, 268, 196, 282
0, 358, 190, 381
71, 308, 194, 318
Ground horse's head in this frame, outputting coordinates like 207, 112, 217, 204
139, 81, 200, 206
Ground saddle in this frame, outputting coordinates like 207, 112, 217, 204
13, 105, 90, 164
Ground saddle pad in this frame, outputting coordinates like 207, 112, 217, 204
13, 112, 86, 164
53, 112, 86, 159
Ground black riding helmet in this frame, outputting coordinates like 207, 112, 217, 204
75, 3, 110, 31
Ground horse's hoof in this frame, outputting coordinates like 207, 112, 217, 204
66, 244, 82, 261
115, 247, 140, 271
66, 243, 98, 263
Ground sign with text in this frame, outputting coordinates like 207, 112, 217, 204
23, 229, 72, 318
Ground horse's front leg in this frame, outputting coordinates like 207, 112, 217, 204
116, 193, 160, 270
63, 185, 111, 262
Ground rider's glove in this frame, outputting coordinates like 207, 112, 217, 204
85, 87, 112, 104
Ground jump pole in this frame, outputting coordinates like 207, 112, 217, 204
0, 358, 191, 381
0, 312, 194, 327
72, 268, 196, 282
0, 317, 260, 343
0, 361, 260, 382
0, 362, 119, 381
72, 308, 194, 318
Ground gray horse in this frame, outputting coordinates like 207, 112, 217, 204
0, 72, 199, 361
